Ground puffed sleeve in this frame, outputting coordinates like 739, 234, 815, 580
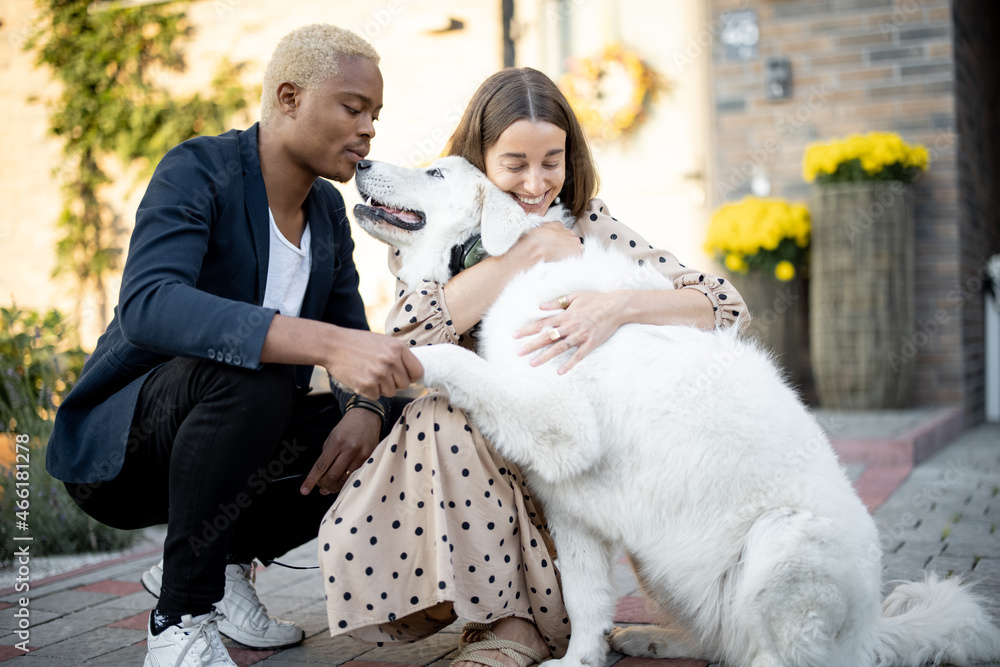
384, 247, 473, 349
575, 199, 750, 331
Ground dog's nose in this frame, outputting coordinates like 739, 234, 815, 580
357, 159, 372, 171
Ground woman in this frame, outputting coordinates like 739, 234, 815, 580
318, 67, 747, 667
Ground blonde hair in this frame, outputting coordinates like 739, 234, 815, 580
260, 24, 380, 126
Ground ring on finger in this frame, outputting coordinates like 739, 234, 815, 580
548, 328, 562, 341
557, 295, 570, 310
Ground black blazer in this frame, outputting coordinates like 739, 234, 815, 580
47, 123, 370, 484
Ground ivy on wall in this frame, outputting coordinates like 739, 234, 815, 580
25, 0, 255, 326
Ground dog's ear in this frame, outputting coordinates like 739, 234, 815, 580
477, 180, 534, 257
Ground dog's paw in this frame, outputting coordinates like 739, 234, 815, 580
608, 626, 670, 658
410, 344, 472, 389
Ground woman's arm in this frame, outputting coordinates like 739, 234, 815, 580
385, 221, 584, 346
515, 199, 748, 373
443, 221, 583, 333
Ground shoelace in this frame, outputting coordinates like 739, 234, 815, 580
174, 612, 221, 667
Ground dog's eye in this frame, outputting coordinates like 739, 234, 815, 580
426, 168, 444, 179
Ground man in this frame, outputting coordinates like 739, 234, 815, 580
46, 24, 421, 667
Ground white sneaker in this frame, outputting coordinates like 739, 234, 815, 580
144, 611, 237, 667
142, 560, 305, 649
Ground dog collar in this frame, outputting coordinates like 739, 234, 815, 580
448, 235, 487, 277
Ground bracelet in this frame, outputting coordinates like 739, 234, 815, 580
345, 394, 387, 424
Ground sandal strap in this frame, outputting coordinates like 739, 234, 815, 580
484, 638, 547, 666
464, 622, 496, 631
452, 652, 511, 667
451, 637, 547, 667
459, 621, 498, 651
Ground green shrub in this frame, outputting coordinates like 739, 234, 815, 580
0, 306, 137, 567
1, 305, 86, 436
1, 440, 139, 566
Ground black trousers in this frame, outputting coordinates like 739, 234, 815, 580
65, 357, 403, 613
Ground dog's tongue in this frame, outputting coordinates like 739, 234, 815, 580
375, 205, 421, 224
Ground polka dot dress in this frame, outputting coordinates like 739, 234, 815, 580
385, 199, 749, 349
321, 197, 748, 657
318, 393, 569, 657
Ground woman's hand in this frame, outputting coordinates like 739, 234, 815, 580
513, 290, 627, 374
443, 221, 583, 335
508, 221, 583, 266
514, 288, 718, 373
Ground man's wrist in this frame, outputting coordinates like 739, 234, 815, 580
345, 394, 387, 426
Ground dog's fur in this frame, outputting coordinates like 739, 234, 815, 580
353, 156, 1000, 667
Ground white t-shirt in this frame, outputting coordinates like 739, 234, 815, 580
262, 208, 311, 317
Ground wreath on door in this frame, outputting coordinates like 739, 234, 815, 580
559, 44, 665, 141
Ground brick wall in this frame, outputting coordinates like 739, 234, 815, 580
952, 0, 1000, 422
707, 0, 972, 412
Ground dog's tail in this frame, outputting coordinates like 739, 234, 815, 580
868, 573, 1000, 665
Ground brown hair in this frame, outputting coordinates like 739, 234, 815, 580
443, 67, 599, 218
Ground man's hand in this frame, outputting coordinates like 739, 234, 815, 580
261, 315, 424, 401
324, 328, 424, 400
300, 408, 382, 495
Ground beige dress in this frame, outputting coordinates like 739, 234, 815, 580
318, 199, 747, 656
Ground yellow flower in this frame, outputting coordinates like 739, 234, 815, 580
774, 261, 796, 282
706, 197, 809, 278
802, 131, 930, 183
725, 253, 748, 274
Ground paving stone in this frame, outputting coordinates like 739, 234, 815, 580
265, 578, 328, 607
8, 655, 82, 665
939, 532, 1000, 558
6, 419, 998, 664
256, 570, 320, 598
616, 658, 707, 667
108, 610, 149, 631
0, 608, 59, 631
227, 645, 279, 665
971, 556, 1000, 581
264, 634, 373, 664
924, 554, 978, 578
358, 631, 457, 663
25, 625, 145, 660
0, 645, 35, 660
86, 643, 147, 666
90, 589, 155, 614
22, 589, 113, 614
21, 606, 130, 647
74, 580, 146, 596
0, 553, 162, 604
339, 661, 423, 667
426, 648, 461, 667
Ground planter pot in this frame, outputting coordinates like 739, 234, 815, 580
808, 181, 914, 409
730, 271, 804, 385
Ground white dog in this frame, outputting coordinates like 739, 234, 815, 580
351, 156, 1000, 667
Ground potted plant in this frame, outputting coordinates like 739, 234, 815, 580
802, 131, 930, 409
705, 196, 810, 383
